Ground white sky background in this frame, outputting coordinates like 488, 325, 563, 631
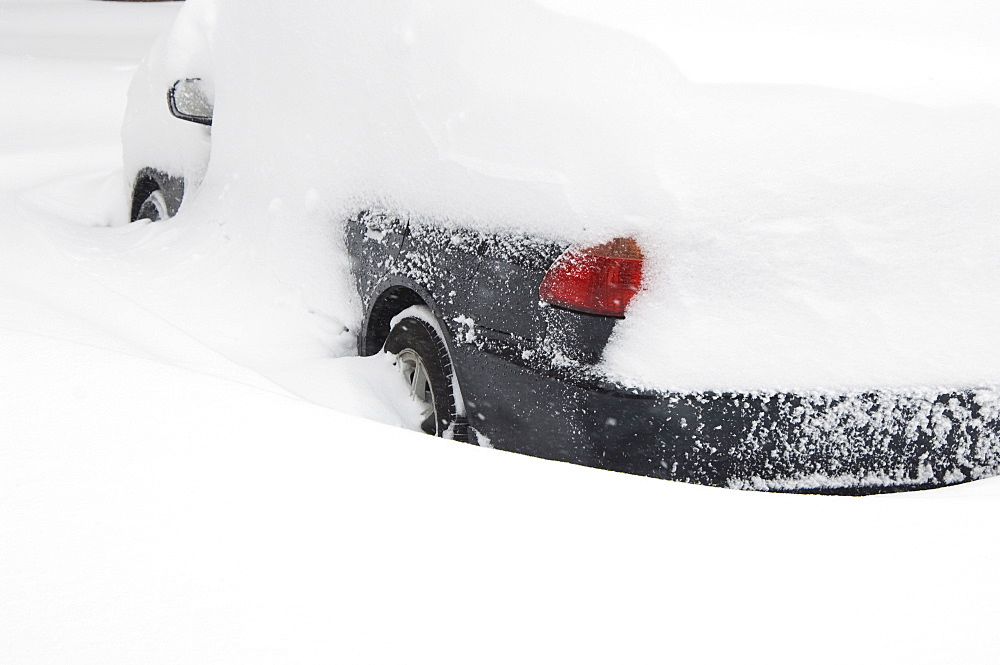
537, 0, 1000, 106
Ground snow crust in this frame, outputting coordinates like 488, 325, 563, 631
121, 0, 1000, 392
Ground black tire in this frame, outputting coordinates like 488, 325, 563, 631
130, 171, 183, 223
384, 316, 465, 440
134, 188, 169, 223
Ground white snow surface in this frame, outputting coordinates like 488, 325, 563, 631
537, 0, 1000, 108
3, 2, 1000, 663
122, 0, 1000, 392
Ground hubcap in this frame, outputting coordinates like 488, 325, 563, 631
395, 348, 438, 435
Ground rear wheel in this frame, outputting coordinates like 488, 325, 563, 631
384, 316, 464, 439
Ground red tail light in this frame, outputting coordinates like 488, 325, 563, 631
539, 237, 644, 317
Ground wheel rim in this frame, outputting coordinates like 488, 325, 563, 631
395, 348, 439, 435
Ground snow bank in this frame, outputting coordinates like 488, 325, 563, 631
124, 0, 1000, 393
4, 328, 1000, 665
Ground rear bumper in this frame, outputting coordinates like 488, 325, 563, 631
455, 346, 1000, 494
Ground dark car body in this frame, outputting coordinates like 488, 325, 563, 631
345, 209, 1000, 494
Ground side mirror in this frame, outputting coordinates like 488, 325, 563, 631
168, 78, 214, 126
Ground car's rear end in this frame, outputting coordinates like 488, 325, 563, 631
458, 234, 1000, 493
347, 209, 1000, 494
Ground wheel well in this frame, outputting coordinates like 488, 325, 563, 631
361, 286, 428, 356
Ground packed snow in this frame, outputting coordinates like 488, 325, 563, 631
2, 1, 1000, 663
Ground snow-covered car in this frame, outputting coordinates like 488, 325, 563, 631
122, 0, 1000, 493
